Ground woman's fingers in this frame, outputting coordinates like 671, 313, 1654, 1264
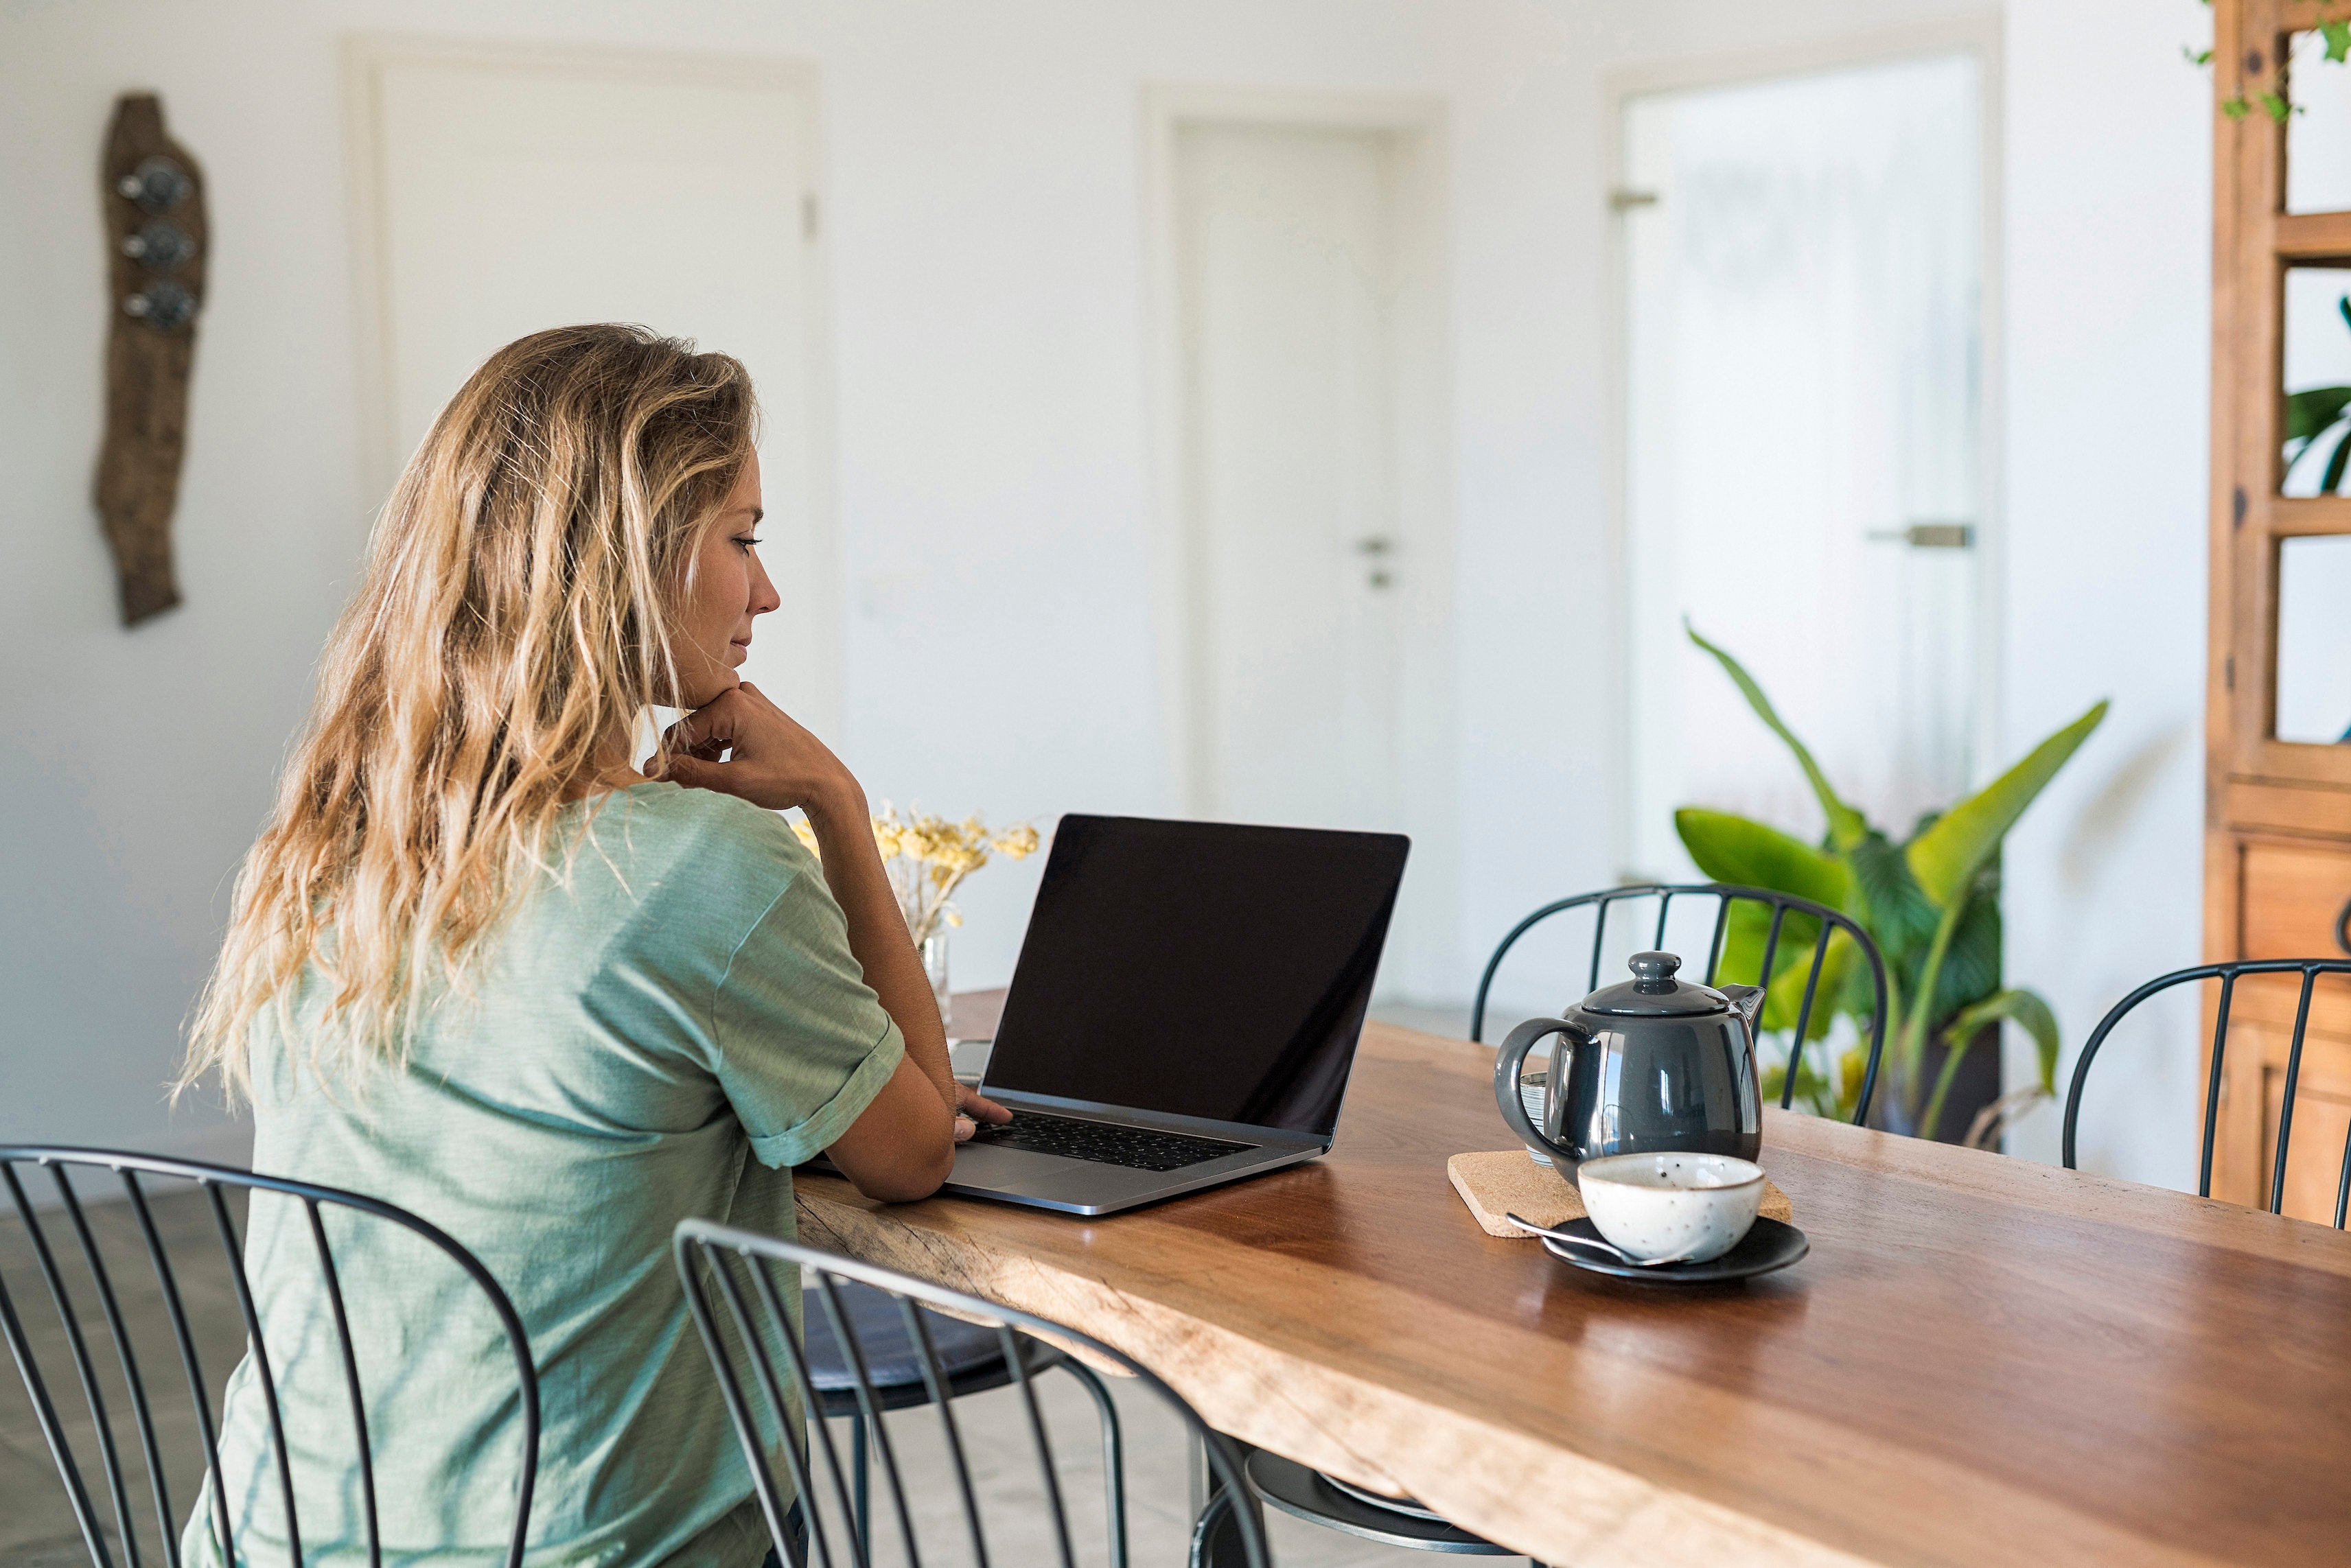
956, 1083, 1012, 1125
951, 1084, 1009, 1143
664, 688, 748, 756
651, 682, 863, 815
655, 753, 729, 795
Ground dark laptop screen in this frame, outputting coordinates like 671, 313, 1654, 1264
981, 815, 1409, 1137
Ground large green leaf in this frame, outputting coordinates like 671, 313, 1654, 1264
1846, 830, 1938, 968
1685, 624, 1871, 852
1683, 890, 1875, 1041
1905, 701, 2107, 909
2284, 386, 2351, 448
1927, 874, 2003, 1026
2323, 425, 2351, 495
1714, 896, 1820, 983
1674, 808, 1853, 909
1944, 987, 2062, 1094
1763, 928, 1861, 1039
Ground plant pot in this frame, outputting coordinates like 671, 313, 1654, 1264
1872, 1024, 2002, 1145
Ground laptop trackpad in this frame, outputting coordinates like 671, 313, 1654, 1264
948, 1140, 1136, 1203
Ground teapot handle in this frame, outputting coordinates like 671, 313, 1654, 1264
1494, 1016, 1592, 1167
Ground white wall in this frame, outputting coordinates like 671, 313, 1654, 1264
0, 0, 1493, 1164
1997, 0, 2212, 1183
0, 0, 2217, 1193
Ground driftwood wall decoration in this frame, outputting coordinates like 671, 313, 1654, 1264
95, 93, 207, 625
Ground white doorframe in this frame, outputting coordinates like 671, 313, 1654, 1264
340, 33, 843, 740
1138, 84, 1456, 1000
1601, 15, 2006, 878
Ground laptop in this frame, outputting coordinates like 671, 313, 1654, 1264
945, 813, 1409, 1215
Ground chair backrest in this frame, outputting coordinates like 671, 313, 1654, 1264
0, 1145, 539, 1568
673, 1219, 1271, 1568
2063, 959, 2351, 1224
1470, 881, 1890, 1125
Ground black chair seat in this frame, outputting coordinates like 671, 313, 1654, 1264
802, 1280, 1053, 1414
1246, 1449, 1514, 1555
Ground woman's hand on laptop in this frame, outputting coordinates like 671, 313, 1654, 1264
956, 1084, 1012, 1143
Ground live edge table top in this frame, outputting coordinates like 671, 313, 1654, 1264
792, 1002, 2351, 1567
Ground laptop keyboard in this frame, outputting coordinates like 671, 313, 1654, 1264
966, 1110, 1256, 1173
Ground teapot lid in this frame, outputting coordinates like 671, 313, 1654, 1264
1582, 951, 1728, 1018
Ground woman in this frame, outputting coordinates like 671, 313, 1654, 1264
179, 324, 1004, 1565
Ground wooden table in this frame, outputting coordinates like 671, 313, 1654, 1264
793, 1001, 2351, 1567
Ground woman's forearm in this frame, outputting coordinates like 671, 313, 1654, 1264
803, 786, 958, 1119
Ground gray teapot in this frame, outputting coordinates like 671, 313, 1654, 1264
1494, 951, 1765, 1174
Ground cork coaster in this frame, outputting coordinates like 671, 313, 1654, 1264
1448, 1149, 1793, 1239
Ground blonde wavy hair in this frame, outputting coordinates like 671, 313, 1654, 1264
183, 324, 757, 1102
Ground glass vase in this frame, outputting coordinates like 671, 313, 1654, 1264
921, 931, 951, 1033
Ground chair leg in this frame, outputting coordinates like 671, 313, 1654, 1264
1052, 1357, 1128, 1568
1188, 1486, 1235, 1568
1187, 1434, 1266, 1568
851, 1414, 870, 1556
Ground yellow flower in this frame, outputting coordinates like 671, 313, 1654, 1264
800, 803, 1044, 933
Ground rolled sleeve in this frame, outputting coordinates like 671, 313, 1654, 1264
743, 1018, 903, 1167
711, 861, 907, 1169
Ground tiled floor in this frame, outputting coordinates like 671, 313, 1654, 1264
3, 1186, 1524, 1566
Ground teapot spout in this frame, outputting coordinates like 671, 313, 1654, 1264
1718, 982, 1767, 1038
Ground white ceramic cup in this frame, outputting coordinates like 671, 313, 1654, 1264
1575, 1152, 1765, 1264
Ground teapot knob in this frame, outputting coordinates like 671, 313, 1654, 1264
1628, 951, 1681, 992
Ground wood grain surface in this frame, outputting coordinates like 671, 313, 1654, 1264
797, 998, 2351, 1566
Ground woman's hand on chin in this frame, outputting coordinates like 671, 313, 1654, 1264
653, 683, 864, 821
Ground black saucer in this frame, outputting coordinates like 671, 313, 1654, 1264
1538, 1216, 1808, 1284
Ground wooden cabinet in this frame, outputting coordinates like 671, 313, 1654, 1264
2207, 1, 2351, 1219
2208, 842, 2351, 1216
2240, 841, 2351, 961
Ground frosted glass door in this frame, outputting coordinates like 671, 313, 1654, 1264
1623, 54, 1984, 875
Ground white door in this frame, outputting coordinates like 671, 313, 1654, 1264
357, 44, 837, 736
1621, 54, 1986, 874
1172, 124, 1405, 832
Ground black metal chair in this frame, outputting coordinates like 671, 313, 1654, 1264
1472, 881, 1890, 1125
0, 1145, 539, 1568
2064, 959, 2351, 1224
674, 1219, 1270, 1568
803, 1279, 1128, 1564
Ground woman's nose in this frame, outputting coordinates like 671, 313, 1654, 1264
748, 550, 781, 616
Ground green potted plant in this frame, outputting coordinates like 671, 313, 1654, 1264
1672, 625, 2107, 1145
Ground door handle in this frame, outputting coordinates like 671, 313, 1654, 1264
1866, 522, 1976, 549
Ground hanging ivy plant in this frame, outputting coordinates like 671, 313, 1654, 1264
2192, 3, 2351, 122
2200, 5, 2351, 119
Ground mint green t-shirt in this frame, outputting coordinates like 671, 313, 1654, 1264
186, 782, 905, 1567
